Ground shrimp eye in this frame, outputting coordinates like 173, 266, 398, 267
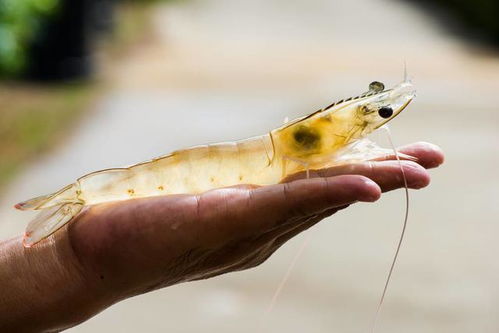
378, 106, 393, 119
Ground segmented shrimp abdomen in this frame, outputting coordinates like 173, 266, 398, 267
77, 134, 280, 205
162, 134, 279, 193
77, 168, 134, 204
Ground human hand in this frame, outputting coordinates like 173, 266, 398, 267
0, 142, 443, 332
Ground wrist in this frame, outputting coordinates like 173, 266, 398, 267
0, 233, 109, 332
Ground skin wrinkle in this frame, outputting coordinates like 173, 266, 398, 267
271, 214, 321, 243
52, 228, 91, 295
272, 207, 343, 249
218, 240, 261, 271
219, 189, 231, 229
236, 243, 274, 270
271, 216, 324, 255
281, 182, 297, 217
255, 215, 317, 249
144, 247, 203, 293
199, 190, 238, 242
228, 227, 284, 271
245, 186, 288, 232
227, 189, 255, 235
319, 177, 334, 211
188, 246, 242, 281
246, 186, 255, 213
193, 194, 201, 222
241, 187, 258, 232
167, 195, 247, 279
367, 160, 375, 179
173, 248, 212, 283
196, 203, 319, 280
66, 210, 93, 275
282, 184, 311, 223
283, 179, 327, 220
67, 212, 110, 293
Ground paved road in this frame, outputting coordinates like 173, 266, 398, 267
1, 0, 498, 332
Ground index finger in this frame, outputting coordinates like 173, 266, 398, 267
370, 141, 444, 169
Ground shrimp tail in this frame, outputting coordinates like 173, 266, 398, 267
23, 202, 84, 247
15, 184, 79, 211
15, 183, 84, 247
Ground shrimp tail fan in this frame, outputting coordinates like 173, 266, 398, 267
14, 184, 79, 211
23, 202, 83, 247
14, 183, 83, 247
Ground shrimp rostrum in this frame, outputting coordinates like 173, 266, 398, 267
15, 80, 416, 247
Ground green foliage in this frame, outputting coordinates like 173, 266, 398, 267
0, 0, 59, 76
0, 1, 154, 190
121, 0, 186, 4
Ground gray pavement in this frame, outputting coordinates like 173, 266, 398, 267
1, 0, 498, 332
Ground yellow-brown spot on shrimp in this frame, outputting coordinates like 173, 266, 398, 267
157, 186, 164, 191
239, 175, 244, 181
210, 177, 215, 182
127, 189, 135, 195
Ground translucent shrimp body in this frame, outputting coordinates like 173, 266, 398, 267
16, 81, 415, 247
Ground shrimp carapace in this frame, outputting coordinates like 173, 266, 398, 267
15, 80, 415, 247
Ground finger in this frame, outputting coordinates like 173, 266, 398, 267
248, 174, 379, 220
323, 160, 430, 191
285, 160, 430, 192
371, 142, 444, 169
268, 153, 439, 260
263, 148, 440, 255
397, 141, 444, 169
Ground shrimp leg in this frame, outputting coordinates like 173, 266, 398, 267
281, 155, 310, 179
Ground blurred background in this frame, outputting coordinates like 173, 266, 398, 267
1, 0, 498, 332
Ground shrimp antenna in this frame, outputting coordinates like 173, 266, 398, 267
264, 233, 312, 316
371, 125, 410, 332
261, 167, 314, 327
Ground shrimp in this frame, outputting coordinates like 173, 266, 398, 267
15, 80, 416, 247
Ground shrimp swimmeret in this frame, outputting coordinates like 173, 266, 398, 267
16, 80, 416, 247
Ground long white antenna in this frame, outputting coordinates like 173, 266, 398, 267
261, 167, 314, 328
265, 233, 312, 315
371, 125, 410, 332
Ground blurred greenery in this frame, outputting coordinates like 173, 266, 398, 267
0, 0, 184, 77
0, 0, 60, 76
0, 1, 157, 190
